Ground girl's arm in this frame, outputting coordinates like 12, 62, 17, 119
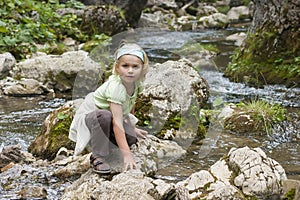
110, 102, 136, 171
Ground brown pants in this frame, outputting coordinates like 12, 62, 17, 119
85, 109, 137, 158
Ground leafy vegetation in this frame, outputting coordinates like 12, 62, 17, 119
0, 0, 87, 60
236, 99, 286, 133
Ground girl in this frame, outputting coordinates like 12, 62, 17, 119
69, 42, 149, 174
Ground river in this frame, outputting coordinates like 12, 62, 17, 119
1, 28, 299, 184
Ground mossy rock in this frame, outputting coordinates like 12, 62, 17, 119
225, 30, 300, 88
135, 94, 206, 140
28, 102, 75, 161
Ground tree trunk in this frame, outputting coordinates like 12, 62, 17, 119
225, 0, 300, 87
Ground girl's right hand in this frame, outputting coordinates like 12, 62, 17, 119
123, 153, 137, 171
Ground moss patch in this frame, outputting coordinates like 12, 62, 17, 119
28, 105, 75, 161
135, 94, 206, 139
225, 29, 300, 87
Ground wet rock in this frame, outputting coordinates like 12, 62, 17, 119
0, 145, 26, 169
28, 101, 76, 161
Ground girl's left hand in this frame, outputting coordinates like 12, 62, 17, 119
134, 128, 148, 139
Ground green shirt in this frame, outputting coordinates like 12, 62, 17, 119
93, 75, 142, 115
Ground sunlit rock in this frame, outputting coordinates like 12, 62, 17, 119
1, 77, 53, 96
135, 59, 209, 141
11, 50, 104, 93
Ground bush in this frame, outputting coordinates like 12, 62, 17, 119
0, 0, 86, 60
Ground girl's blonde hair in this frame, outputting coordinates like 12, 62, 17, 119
113, 42, 149, 82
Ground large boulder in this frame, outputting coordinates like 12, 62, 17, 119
80, 5, 128, 36
75, 0, 147, 28
28, 101, 76, 161
135, 59, 209, 144
176, 146, 287, 199
10, 50, 104, 93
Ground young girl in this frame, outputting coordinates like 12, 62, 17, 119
69, 42, 149, 174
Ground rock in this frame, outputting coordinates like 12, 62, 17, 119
199, 13, 229, 28
53, 135, 186, 178
226, 32, 247, 46
0, 52, 16, 79
176, 146, 287, 199
207, 184, 245, 200
28, 101, 76, 160
135, 59, 209, 142
176, 170, 215, 191
61, 169, 188, 200
1, 77, 53, 96
0, 144, 26, 168
80, 5, 128, 36
11, 50, 103, 93
61, 170, 155, 200
196, 5, 218, 17
229, 146, 287, 198
76, 0, 147, 28
17, 186, 47, 199
227, 6, 250, 22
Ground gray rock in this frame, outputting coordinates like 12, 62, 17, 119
2, 78, 53, 96
0, 52, 16, 79
136, 59, 209, 143
11, 50, 103, 93
176, 146, 287, 199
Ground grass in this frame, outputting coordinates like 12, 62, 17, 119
236, 99, 286, 133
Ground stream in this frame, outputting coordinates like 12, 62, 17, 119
1, 27, 299, 193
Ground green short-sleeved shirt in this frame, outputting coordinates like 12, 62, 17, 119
93, 75, 142, 115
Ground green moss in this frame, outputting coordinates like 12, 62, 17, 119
216, 5, 230, 14
225, 30, 300, 87
46, 113, 75, 160
135, 94, 152, 127
135, 95, 207, 139
28, 105, 76, 160
284, 188, 296, 200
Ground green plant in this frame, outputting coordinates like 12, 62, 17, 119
0, 0, 86, 60
236, 99, 286, 133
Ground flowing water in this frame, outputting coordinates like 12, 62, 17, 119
1, 28, 299, 190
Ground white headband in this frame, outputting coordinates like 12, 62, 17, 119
116, 47, 144, 63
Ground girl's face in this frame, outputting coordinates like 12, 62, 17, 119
116, 54, 144, 85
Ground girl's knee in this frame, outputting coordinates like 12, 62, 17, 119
97, 110, 112, 123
